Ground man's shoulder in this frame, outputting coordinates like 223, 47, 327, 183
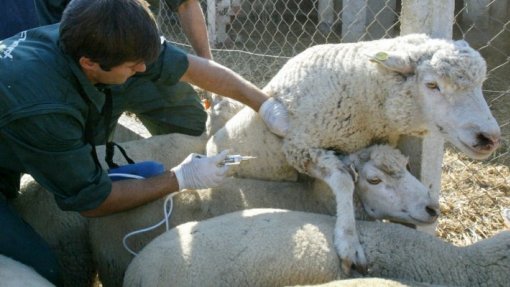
1, 25, 72, 88
1, 24, 63, 66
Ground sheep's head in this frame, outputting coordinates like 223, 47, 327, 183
347, 145, 439, 225
371, 38, 501, 159
418, 41, 500, 159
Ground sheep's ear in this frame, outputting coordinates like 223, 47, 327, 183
454, 39, 470, 49
369, 51, 414, 75
347, 163, 359, 183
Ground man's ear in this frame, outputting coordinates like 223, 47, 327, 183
79, 56, 100, 72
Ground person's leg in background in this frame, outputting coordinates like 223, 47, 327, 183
0, 172, 62, 286
1, 0, 38, 39
116, 81, 207, 137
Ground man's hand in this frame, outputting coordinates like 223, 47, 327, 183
171, 150, 231, 190
259, 97, 289, 137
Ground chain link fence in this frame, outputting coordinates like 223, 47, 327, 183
156, 0, 509, 244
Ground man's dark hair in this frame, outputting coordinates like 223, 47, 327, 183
60, 0, 160, 70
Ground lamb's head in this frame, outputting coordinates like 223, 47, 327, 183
345, 145, 439, 225
372, 37, 501, 159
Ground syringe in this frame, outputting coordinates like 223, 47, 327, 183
220, 155, 256, 166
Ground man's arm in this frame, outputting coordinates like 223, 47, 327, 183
180, 54, 267, 111
177, 0, 212, 59
180, 54, 289, 136
80, 151, 231, 217
80, 170, 179, 217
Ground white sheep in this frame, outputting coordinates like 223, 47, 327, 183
89, 143, 437, 286
206, 33, 501, 272
0, 254, 55, 287
204, 94, 245, 137
123, 208, 510, 287
291, 278, 436, 287
91, 132, 208, 287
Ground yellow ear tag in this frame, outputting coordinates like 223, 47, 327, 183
374, 52, 389, 61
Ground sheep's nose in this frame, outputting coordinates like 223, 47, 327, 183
425, 205, 439, 218
475, 132, 501, 151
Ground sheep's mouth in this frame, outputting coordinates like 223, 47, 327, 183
388, 214, 435, 225
458, 138, 494, 158
408, 214, 436, 225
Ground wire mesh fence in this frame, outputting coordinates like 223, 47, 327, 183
156, 0, 509, 244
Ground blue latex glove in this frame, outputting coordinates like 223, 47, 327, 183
108, 161, 165, 181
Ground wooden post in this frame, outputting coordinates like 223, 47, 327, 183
399, 0, 455, 234
318, 0, 336, 33
206, 0, 217, 47
342, 0, 368, 42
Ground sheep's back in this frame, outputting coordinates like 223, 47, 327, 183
265, 41, 404, 152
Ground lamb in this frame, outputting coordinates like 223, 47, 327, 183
0, 254, 56, 287
124, 208, 510, 287
204, 94, 245, 137
88, 142, 436, 286
206, 33, 501, 272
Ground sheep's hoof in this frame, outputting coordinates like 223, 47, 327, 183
337, 243, 368, 275
341, 258, 353, 274
340, 257, 368, 275
335, 235, 368, 275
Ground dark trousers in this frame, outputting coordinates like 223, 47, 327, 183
0, 195, 62, 286
1, 0, 38, 39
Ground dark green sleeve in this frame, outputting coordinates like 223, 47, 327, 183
34, 0, 69, 25
1, 114, 111, 212
162, 0, 187, 11
140, 40, 189, 86
114, 40, 205, 136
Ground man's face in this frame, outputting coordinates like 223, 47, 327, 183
80, 57, 147, 85
96, 61, 147, 84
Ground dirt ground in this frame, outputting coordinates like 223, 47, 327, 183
438, 146, 509, 246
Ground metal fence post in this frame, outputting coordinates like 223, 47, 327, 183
342, 0, 368, 42
206, 0, 217, 47
398, 0, 455, 234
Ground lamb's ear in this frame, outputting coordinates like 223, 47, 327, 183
347, 163, 359, 183
454, 39, 470, 49
368, 51, 415, 75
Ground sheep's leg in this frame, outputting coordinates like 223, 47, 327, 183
284, 145, 367, 274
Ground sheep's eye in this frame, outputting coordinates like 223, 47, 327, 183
367, 178, 382, 185
426, 82, 440, 91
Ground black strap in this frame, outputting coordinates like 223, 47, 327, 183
106, 142, 135, 168
102, 89, 134, 169
84, 107, 101, 167
78, 86, 135, 170
78, 86, 101, 168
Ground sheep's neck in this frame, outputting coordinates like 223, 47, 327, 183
383, 87, 429, 138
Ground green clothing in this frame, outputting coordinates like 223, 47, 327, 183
0, 24, 205, 211
34, 0, 187, 25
